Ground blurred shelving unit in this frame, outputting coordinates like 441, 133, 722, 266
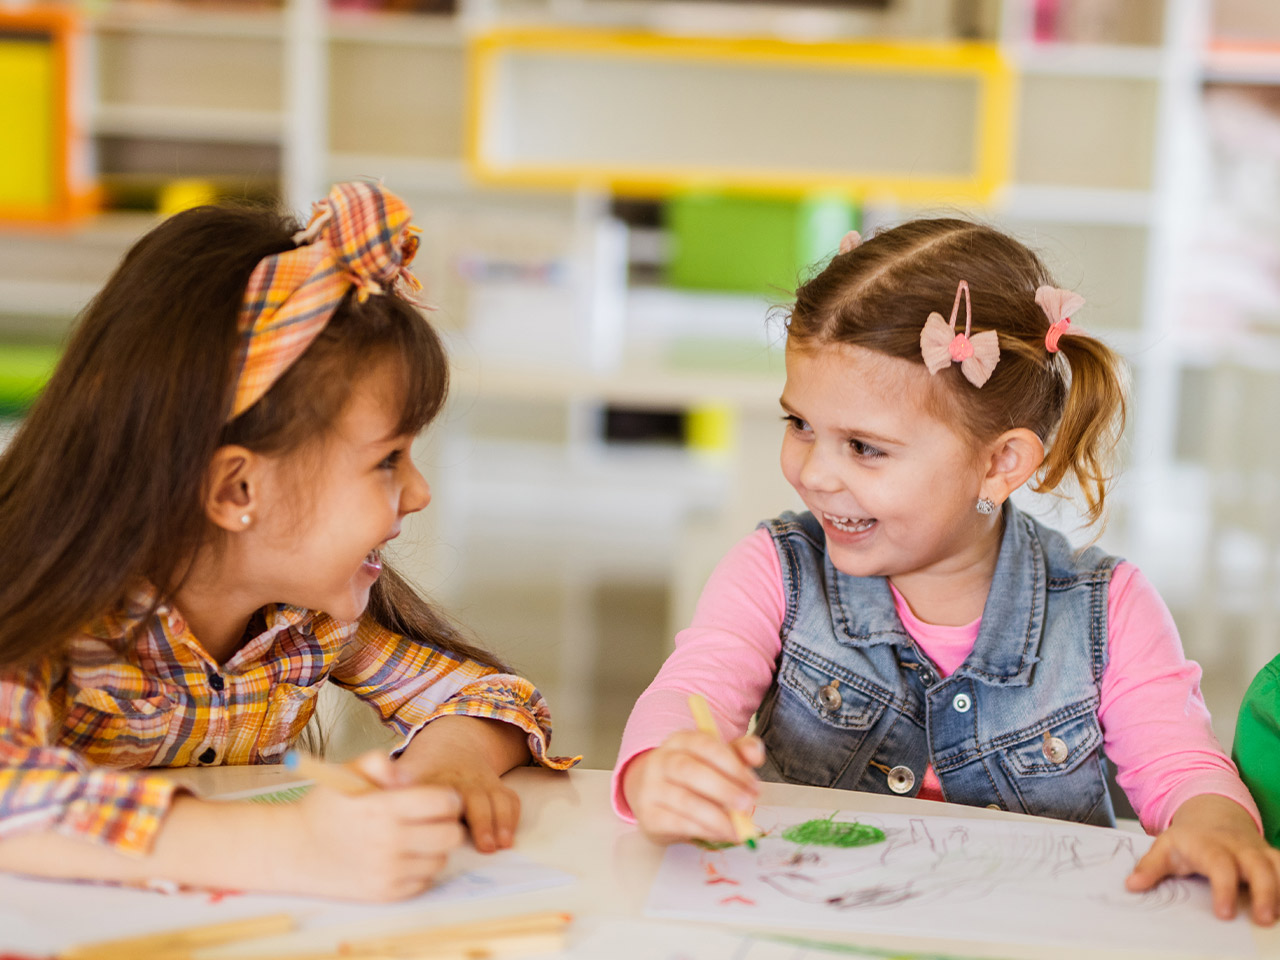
0, 0, 1247, 762
1151, 0, 1280, 727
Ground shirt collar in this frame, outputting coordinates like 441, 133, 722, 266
81, 581, 320, 666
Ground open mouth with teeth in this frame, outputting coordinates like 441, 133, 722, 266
823, 512, 876, 534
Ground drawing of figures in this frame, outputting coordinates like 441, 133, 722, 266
704, 815, 1189, 914
649, 807, 1242, 955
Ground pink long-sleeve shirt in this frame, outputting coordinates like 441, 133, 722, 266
613, 529, 1260, 834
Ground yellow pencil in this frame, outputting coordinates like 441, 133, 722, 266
62, 913, 295, 960
284, 749, 378, 796
339, 910, 572, 957
687, 693, 761, 848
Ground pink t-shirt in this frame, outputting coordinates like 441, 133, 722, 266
612, 528, 1260, 834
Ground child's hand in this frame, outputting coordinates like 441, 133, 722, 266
622, 731, 763, 844
354, 747, 521, 854
1127, 794, 1280, 924
292, 779, 465, 901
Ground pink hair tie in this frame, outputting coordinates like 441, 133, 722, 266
838, 230, 862, 254
920, 280, 1000, 388
1035, 285, 1085, 354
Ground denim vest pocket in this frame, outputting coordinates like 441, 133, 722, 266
63, 687, 176, 765
996, 710, 1108, 822
764, 650, 890, 787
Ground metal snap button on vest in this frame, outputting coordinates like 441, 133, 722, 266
887, 765, 915, 794
951, 692, 972, 713
986, 803, 1001, 810
818, 679, 842, 712
1042, 731, 1069, 764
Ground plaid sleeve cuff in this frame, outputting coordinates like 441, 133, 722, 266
59, 769, 180, 856
392, 673, 580, 771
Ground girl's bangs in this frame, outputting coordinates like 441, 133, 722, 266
374, 298, 449, 438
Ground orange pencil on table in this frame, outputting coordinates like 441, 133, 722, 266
339, 909, 572, 958
687, 693, 760, 848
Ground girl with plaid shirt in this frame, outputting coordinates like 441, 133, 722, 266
0, 183, 574, 900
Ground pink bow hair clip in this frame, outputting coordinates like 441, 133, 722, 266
920, 280, 1000, 388
1035, 285, 1084, 353
838, 230, 862, 254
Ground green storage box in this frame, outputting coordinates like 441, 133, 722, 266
666, 192, 858, 295
0, 343, 59, 418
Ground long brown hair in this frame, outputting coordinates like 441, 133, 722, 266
0, 203, 503, 670
786, 219, 1127, 526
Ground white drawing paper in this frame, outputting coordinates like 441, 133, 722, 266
645, 805, 1256, 958
0, 848, 574, 954
562, 918, 975, 960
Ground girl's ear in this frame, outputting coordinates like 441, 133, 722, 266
204, 445, 261, 532
980, 428, 1045, 506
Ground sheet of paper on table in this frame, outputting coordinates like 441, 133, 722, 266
564, 918, 994, 959
645, 805, 1257, 958
0, 846, 574, 955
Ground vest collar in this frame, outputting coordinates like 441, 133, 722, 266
959, 501, 1044, 685
829, 500, 1043, 687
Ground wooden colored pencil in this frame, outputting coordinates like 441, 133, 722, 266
339, 910, 572, 956
232, 932, 568, 960
351, 929, 566, 959
61, 912, 295, 960
284, 749, 378, 796
687, 693, 762, 846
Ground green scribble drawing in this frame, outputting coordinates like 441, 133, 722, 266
782, 813, 886, 848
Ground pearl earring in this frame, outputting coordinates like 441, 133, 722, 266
976, 497, 996, 515
240, 514, 251, 526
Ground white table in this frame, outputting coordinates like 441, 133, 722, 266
155, 765, 1280, 960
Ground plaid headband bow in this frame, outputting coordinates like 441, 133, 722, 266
229, 181, 422, 420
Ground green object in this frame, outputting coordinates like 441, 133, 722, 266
782, 814, 886, 848
692, 834, 757, 851
763, 932, 1010, 960
691, 839, 738, 851
667, 192, 858, 295
0, 343, 60, 417
1234, 654, 1280, 847
247, 785, 314, 805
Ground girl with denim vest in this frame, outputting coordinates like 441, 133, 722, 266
614, 219, 1280, 923
0, 183, 574, 900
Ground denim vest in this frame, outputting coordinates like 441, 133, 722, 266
754, 504, 1119, 826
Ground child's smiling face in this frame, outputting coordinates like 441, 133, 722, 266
251, 357, 431, 622
779, 340, 995, 584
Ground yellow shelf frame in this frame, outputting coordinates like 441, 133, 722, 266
467, 27, 1014, 202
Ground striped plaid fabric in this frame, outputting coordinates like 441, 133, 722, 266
230, 181, 422, 419
0, 584, 576, 854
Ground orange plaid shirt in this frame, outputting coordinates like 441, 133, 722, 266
0, 586, 576, 854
